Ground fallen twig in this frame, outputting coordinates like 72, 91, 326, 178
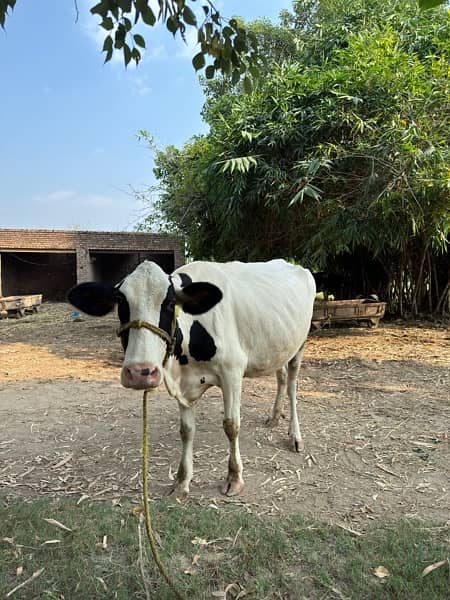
335, 523, 363, 537
375, 463, 403, 479
6, 567, 45, 597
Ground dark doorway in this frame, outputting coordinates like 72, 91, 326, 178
1, 252, 76, 301
89, 251, 175, 284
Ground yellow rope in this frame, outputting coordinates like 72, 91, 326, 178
142, 390, 187, 600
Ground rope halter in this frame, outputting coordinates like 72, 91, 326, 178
116, 305, 180, 367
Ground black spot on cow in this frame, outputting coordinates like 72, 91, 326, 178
157, 284, 191, 365
179, 273, 193, 288
200, 376, 206, 384
173, 325, 189, 365
188, 321, 217, 362
158, 284, 177, 336
117, 294, 130, 351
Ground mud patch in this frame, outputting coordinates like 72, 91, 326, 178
1, 304, 449, 528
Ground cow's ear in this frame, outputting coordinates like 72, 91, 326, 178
174, 282, 222, 315
67, 282, 120, 316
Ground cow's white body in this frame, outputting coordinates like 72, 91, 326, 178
69, 259, 316, 496
165, 260, 315, 401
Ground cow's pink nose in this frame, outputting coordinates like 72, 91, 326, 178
121, 363, 161, 390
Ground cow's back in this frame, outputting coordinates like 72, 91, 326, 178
175, 260, 315, 376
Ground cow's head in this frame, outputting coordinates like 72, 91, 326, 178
67, 261, 222, 390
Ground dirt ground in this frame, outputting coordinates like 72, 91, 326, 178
1, 303, 449, 530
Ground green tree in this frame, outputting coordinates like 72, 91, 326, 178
1, 1, 445, 77
144, 0, 450, 316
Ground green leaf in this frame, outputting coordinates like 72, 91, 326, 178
288, 189, 305, 207
90, 1, 107, 18
205, 22, 213, 39
249, 64, 260, 78
123, 43, 132, 66
102, 35, 113, 63
131, 47, 141, 64
222, 26, 233, 39
419, 0, 444, 8
114, 26, 125, 49
231, 68, 241, 85
166, 16, 178, 35
192, 52, 206, 71
303, 184, 322, 200
117, 0, 132, 11
243, 76, 253, 94
205, 65, 215, 79
100, 16, 114, 31
133, 33, 146, 48
234, 35, 247, 53
183, 6, 197, 27
141, 5, 156, 26
220, 156, 258, 174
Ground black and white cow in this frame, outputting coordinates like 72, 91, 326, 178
68, 259, 316, 496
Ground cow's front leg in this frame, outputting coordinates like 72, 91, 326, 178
221, 378, 244, 496
175, 403, 195, 497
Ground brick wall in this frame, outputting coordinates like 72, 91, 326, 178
0, 229, 185, 296
0, 229, 183, 256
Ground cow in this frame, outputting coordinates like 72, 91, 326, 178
67, 259, 316, 497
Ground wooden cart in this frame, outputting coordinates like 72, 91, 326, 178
311, 298, 387, 329
0, 294, 43, 319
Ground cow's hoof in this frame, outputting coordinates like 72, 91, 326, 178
220, 478, 244, 496
173, 480, 190, 498
289, 435, 304, 452
266, 412, 285, 427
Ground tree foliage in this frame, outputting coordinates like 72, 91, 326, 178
1, 1, 446, 79
0, 0, 260, 84
142, 0, 450, 316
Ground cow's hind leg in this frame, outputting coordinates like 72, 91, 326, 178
267, 365, 287, 426
221, 377, 244, 496
175, 403, 195, 497
287, 345, 305, 452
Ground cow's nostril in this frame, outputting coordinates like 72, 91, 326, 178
141, 368, 150, 376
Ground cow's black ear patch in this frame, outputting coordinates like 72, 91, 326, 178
178, 273, 193, 288
67, 282, 118, 316
175, 282, 222, 315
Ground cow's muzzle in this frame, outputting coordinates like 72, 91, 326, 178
121, 363, 162, 389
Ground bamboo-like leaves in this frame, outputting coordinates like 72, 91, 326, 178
219, 156, 258, 174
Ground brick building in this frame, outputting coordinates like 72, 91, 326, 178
0, 229, 184, 301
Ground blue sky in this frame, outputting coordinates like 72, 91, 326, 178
0, 0, 291, 231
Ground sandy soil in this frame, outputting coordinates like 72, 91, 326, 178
1, 303, 449, 530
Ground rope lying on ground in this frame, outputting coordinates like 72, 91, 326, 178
142, 389, 187, 600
